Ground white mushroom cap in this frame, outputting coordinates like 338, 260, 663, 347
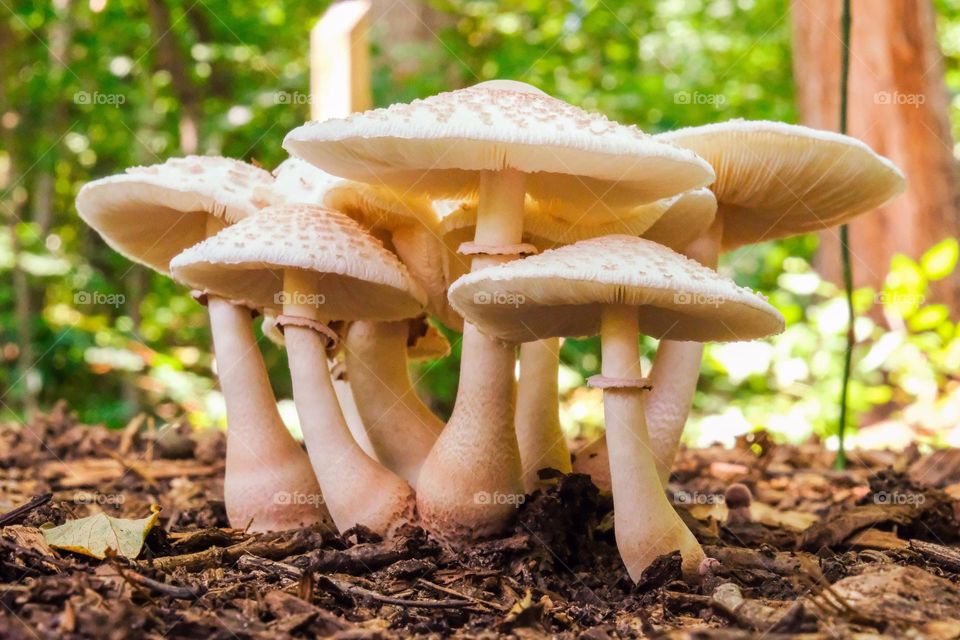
448, 235, 783, 344
264, 157, 343, 206
284, 80, 714, 208
657, 120, 906, 249
76, 156, 273, 274
641, 188, 718, 250
170, 204, 426, 320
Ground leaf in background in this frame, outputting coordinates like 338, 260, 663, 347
42, 505, 160, 560
920, 237, 959, 280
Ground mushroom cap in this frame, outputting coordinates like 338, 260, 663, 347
284, 80, 715, 208
323, 183, 456, 328
76, 156, 273, 274
657, 120, 905, 250
324, 181, 437, 233
264, 157, 342, 206
170, 204, 426, 321
407, 319, 451, 361
641, 188, 718, 250
447, 235, 784, 344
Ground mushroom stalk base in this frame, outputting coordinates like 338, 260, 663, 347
417, 168, 527, 541
516, 337, 572, 492
344, 320, 443, 488
207, 296, 332, 532
600, 303, 704, 582
282, 270, 415, 537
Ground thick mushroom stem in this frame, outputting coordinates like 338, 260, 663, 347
344, 320, 444, 488
282, 270, 416, 537
209, 296, 333, 532
599, 303, 705, 582
417, 168, 526, 540
516, 337, 572, 492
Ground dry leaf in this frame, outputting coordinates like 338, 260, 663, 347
42, 505, 161, 559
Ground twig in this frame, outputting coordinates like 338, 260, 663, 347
117, 566, 200, 599
0, 493, 52, 526
323, 575, 474, 609
417, 577, 507, 611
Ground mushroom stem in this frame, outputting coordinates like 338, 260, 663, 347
207, 296, 332, 532
282, 270, 416, 537
343, 320, 444, 488
516, 337, 572, 492
417, 168, 527, 540
599, 303, 705, 582
575, 218, 723, 489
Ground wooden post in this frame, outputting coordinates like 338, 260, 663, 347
310, 0, 373, 120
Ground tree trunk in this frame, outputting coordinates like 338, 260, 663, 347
792, 0, 960, 309
146, 0, 201, 154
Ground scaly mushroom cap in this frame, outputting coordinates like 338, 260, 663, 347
448, 235, 784, 344
641, 188, 718, 250
284, 80, 715, 209
170, 204, 426, 320
657, 120, 905, 250
76, 156, 273, 274
263, 157, 342, 206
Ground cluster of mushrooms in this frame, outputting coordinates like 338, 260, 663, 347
76, 81, 904, 582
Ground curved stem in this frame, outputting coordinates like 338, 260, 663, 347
207, 296, 332, 532
283, 271, 415, 537
516, 337, 571, 492
600, 303, 704, 582
418, 168, 528, 541
344, 320, 443, 488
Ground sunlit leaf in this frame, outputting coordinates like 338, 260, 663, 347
920, 238, 959, 280
908, 304, 951, 333
42, 505, 160, 560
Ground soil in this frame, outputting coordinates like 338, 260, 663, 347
3, 402, 960, 639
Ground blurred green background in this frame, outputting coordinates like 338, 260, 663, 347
1, 0, 959, 450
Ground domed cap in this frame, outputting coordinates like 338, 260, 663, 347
448, 235, 783, 344
657, 120, 905, 250
284, 80, 715, 208
641, 188, 718, 250
170, 204, 426, 321
76, 156, 273, 274
263, 157, 342, 206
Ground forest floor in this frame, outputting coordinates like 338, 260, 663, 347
3, 403, 960, 639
